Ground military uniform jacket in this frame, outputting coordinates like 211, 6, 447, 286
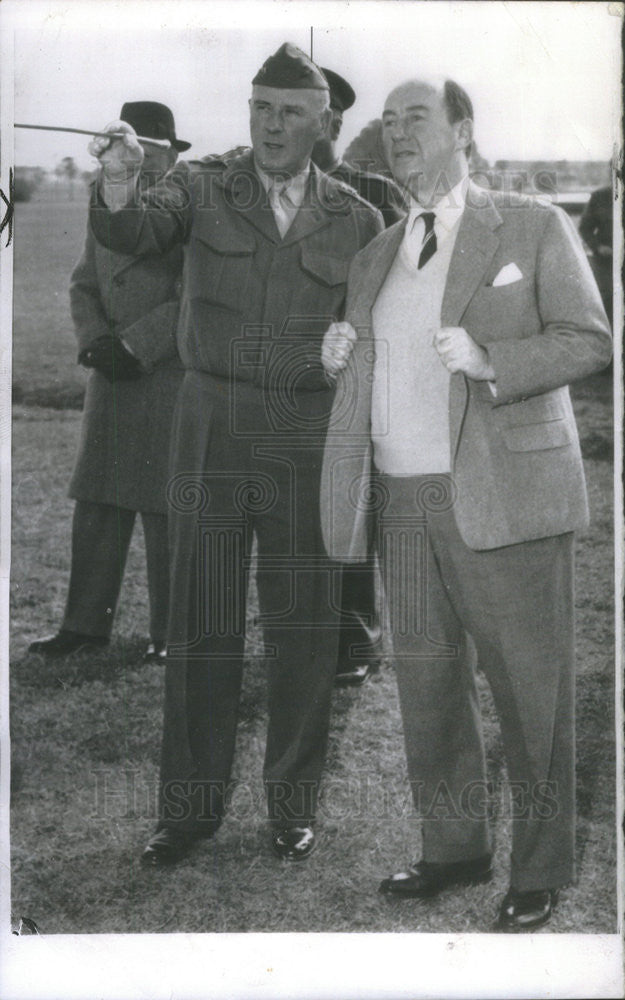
327, 159, 406, 228
68, 223, 184, 513
89, 149, 383, 399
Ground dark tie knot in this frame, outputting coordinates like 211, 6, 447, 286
420, 211, 436, 234
417, 212, 437, 269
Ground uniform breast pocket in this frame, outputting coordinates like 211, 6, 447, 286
300, 248, 351, 288
298, 247, 351, 319
189, 231, 255, 313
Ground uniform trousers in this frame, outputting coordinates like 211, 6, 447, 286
377, 472, 576, 892
62, 500, 170, 641
336, 554, 382, 668
158, 372, 340, 833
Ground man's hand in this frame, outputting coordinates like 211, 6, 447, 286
88, 120, 144, 181
433, 326, 495, 381
322, 321, 357, 377
79, 334, 142, 382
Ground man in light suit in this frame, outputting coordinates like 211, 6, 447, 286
321, 77, 611, 930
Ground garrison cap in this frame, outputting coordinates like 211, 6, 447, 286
252, 43, 330, 91
320, 68, 356, 112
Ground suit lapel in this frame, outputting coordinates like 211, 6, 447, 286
349, 220, 407, 326
332, 227, 407, 558
441, 184, 502, 327
354, 182, 502, 328
443, 183, 502, 463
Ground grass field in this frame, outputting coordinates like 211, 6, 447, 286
8, 193, 618, 934
12, 188, 90, 410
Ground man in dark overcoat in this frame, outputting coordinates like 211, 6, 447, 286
29, 102, 190, 662
88, 45, 383, 865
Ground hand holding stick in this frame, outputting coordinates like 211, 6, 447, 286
15, 122, 170, 148
86, 120, 146, 180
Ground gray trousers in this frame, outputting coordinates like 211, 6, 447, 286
62, 500, 170, 641
377, 472, 575, 892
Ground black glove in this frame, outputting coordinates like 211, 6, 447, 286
79, 334, 142, 382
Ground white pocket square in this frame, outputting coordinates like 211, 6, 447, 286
492, 262, 523, 287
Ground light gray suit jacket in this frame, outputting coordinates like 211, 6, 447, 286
321, 182, 612, 557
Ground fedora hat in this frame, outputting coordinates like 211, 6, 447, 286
119, 101, 191, 152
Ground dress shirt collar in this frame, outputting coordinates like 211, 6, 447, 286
255, 160, 310, 208
407, 176, 468, 234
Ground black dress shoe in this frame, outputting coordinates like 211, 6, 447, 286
496, 887, 559, 932
335, 660, 379, 688
379, 854, 493, 898
272, 826, 316, 862
143, 640, 167, 664
28, 629, 109, 657
140, 827, 201, 867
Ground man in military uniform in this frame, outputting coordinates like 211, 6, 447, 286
29, 102, 189, 663
311, 67, 406, 687
313, 68, 406, 227
88, 44, 383, 866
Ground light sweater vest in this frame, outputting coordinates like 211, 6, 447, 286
371, 224, 459, 474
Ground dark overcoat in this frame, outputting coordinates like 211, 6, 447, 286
68, 224, 184, 513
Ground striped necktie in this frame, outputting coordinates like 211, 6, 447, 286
418, 211, 437, 269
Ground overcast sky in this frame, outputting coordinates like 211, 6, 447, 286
7, 0, 623, 173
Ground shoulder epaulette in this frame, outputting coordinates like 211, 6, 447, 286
192, 154, 229, 170
325, 175, 378, 213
